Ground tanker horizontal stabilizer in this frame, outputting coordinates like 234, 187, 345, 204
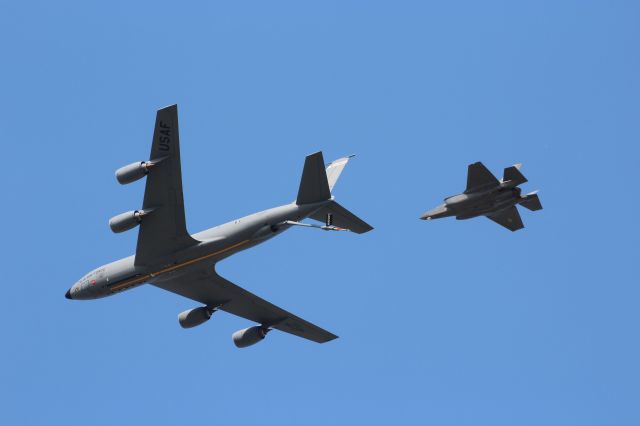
309, 201, 373, 234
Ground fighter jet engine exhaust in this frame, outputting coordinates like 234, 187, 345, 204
232, 326, 270, 348
109, 209, 152, 233
178, 306, 215, 329
115, 161, 153, 185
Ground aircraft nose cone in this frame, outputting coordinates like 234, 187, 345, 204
65, 289, 72, 300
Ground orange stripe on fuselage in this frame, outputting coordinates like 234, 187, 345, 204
109, 239, 250, 292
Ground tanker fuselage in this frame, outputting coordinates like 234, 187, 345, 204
66, 200, 329, 300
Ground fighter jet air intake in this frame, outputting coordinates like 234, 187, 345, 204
420, 162, 542, 231
65, 105, 373, 348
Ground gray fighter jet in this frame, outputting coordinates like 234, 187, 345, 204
65, 105, 372, 348
420, 162, 542, 231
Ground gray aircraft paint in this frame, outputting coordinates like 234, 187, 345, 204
68, 202, 325, 300
66, 105, 373, 347
420, 162, 542, 232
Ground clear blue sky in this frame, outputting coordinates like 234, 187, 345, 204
1, 1, 639, 425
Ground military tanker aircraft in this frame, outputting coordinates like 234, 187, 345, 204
66, 104, 372, 348
420, 162, 542, 231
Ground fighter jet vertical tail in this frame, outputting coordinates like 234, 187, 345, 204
520, 191, 543, 211
296, 152, 331, 205
502, 163, 527, 186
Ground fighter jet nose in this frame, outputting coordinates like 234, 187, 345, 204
65, 289, 72, 300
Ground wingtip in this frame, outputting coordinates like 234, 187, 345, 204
323, 333, 339, 343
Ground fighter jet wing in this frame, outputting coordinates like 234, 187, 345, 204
152, 268, 338, 343
486, 206, 524, 231
466, 162, 499, 193
135, 105, 199, 266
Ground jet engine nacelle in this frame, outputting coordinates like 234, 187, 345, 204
178, 306, 214, 329
232, 326, 269, 348
115, 161, 152, 185
109, 210, 145, 233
